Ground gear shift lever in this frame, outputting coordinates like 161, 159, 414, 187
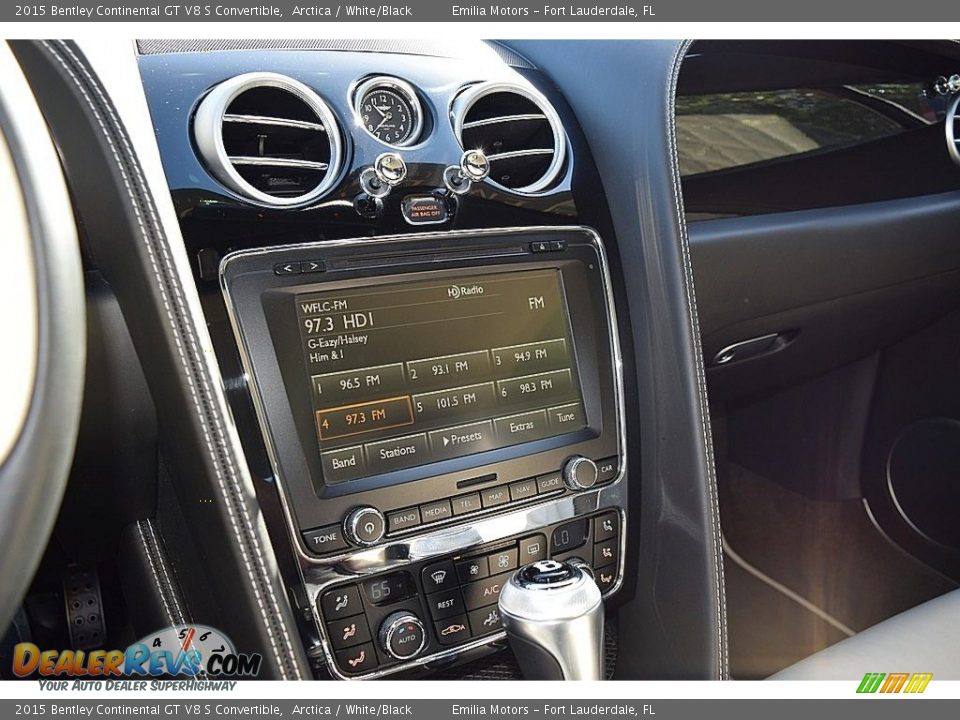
498, 559, 604, 680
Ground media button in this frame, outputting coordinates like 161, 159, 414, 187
497, 369, 575, 405
386, 507, 421, 533
412, 382, 497, 423
428, 420, 496, 461
407, 350, 491, 387
547, 402, 586, 432
480, 485, 510, 509
493, 409, 550, 445
320, 445, 366, 484
419, 499, 453, 524
451, 493, 482, 516
364, 433, 428, 473
508, 478, 538, 502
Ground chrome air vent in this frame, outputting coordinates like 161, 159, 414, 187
453, 82, 566, 194
193, 73, 343, 207
947, 93, 960, 168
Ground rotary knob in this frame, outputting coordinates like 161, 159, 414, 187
379, 611, 426, 661
343, 506, 386, 547
562, 456, 598, 491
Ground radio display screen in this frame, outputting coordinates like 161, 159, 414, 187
295, 269, 587, 484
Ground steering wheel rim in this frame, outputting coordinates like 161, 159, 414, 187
0, 41, 85, 632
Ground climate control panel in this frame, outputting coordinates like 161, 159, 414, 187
315, 508, 623, 679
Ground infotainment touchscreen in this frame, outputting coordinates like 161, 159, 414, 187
295, 269, 587, 484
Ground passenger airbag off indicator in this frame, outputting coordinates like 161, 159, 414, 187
401, 194, 449, 225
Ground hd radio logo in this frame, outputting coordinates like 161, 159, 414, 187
12, 624, 261, 680
857, 672, 933, 694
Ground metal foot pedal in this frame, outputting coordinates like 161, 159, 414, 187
63, 566, 106, 650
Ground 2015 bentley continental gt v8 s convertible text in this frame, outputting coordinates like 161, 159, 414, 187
2, 38, 960, 682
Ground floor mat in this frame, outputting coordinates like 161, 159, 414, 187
719, 462, 958, 679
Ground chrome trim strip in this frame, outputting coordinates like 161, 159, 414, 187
193, 71, 344, 208
220, 225, 627, 680
946, 94, 960, 167
223, 114, 327, 132
451, 81, 567, 196
486, 148, 554, 162
462, 113, 546, 130
229, 156, 329, 171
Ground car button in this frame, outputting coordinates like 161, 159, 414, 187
302, 524, 349, 555
435, 615, 471, 645
462, 571, 511, 611
597, 456, 619, 483
320, 585, 363, 621
327, 616, 371, 650
593, 511, 619, 542
421, 559, 456, 593
456, 556, 489, 584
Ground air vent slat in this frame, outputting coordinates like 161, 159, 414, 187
194, 72, 343, 207
229, 156, 330, 171
454, 82, 565, 194
223, 114, 327, 132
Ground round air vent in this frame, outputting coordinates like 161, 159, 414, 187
946, 93, 960, 168
193, 72, 343, 207
453, 82, 566, 194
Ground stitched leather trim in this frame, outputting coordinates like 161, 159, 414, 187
666, 39, 729, 680
38, 40, 303, 680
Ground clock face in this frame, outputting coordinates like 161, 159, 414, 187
140, 624, 235, 659
359, 87, 418, 146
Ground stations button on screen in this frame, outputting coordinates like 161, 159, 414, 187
319, 445, 366, 484
491, 338, 569, 375
406, 350, 491, 387
364, 433, 428, 473
494, 409, 550, 445
412, 382, 497, 423
428, 420, 496, 461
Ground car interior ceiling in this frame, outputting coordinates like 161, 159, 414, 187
2, 37, 960, 681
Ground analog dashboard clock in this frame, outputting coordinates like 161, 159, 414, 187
354, 76, 423, 147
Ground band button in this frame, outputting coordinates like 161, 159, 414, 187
386, 507, 421, 533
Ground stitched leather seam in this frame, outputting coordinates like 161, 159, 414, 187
42, 40, 300, 679
136, 520, 177, 629
143, 519, 188, 626
665, 39, 729, 680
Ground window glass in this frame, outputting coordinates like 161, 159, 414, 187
676, 86, 932, 177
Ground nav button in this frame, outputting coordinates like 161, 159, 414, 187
320, 445, 366, 484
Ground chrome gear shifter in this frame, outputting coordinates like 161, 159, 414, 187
498, 559, 604, 680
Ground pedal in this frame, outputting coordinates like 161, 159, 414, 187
63, 566, 106, 651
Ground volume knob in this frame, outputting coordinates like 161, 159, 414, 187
343, 506, 386, 547
562, 456, 599, 491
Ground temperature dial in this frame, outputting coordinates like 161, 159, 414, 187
344, 506, 386, 546
379, 612, 426, 660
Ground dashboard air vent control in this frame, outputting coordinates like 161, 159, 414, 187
946, 93, 960, 168
453, 82, 566, 194
193, 72, 343, 207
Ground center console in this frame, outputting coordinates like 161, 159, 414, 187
221, 225, 626, 679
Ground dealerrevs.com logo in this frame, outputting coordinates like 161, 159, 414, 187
12, 625, 261, 683
857, 672, 933, 694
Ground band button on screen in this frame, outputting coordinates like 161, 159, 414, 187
363, 433, 428, 473
319, 445, 366, 484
